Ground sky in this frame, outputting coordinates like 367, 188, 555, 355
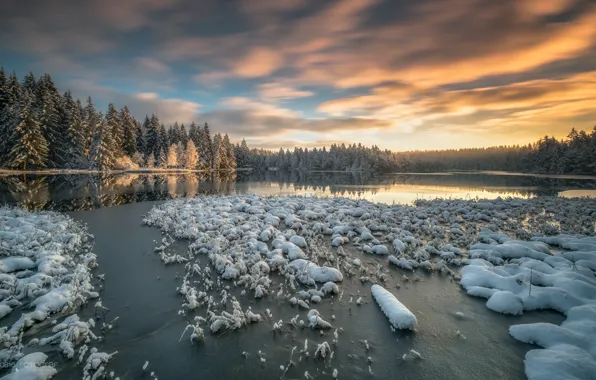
1, 0, 595, 151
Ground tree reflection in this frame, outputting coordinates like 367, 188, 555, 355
0, 170, 593, 212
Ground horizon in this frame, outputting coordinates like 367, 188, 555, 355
1, 0, 595, 151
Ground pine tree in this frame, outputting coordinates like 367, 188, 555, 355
44, 89, 69, 167
222, 134, 236, 170
188, 122, 199, 147
158, 147, 168, 168
105, 103, 122, 157
144, 114, 158, 162
235, 139, 250, 168
21, 72, 37, 94
132, 151, 144, 167
84, 97, 101, 158
169, 122, 180, 145
198, 123, 213, 170
185, 139, 199, 169
136, 117, 146, 155
150, 114, 161, 160
64, 96, 85, 167
212, 133, 222, 170
0, 72, 22, 164
120, 106, 137, 157
6, 91, 49, 170
176, 142, 186, 169
157, 123, 168, 158
0, 69, 13, 164
89, 123, 116, 170
179, 123, 188, 148
167, 144, 178, 168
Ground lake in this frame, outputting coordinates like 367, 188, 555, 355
1, 171, 595, 379
1, 170, 595, 211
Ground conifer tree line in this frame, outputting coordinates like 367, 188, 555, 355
1, 69, 594, 175
0, 69, 236, 171
246, 128, 596, 175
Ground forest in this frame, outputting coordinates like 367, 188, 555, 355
1, 68, 595, 175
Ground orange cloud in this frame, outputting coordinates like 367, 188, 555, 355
257, 83, 314, 102
233, 47, 284, 78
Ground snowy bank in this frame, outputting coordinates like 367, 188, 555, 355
0, 207, 108, 378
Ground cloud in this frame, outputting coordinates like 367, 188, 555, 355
135, 57, 170, 75
3, 0, 595, 150
232, 47, 285, 78
68, 80, 201, 125
257, 83, 314, 102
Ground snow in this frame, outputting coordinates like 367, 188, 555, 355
140, 195, 596, 379
288, 259, 343, 284
461, 230, 596, 380
486, 291, 524, 315
371, 284, 417, 330
0, 207, 103, 378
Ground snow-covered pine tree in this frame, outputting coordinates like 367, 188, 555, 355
0, 72, 22, 165
167, 144, 178, 168
235, 139, 250, 168
179, 123, 188, 148
43, 89, 69, 168
188, 122, 199, 147
68, 98, 86, 167
185, 139, 199, 169
6, 91, 49, 170
158, 146, 168, 168
212, 133, 222, 171
157, 123, 168, 158
136, 117, 146, 155
0, 67, 7, 110
198, 123, 213, 170
169, 122, 180, 146
89, 122, 117, 171
0, 68, 11, 164
176, 142, 186, 169
120, 106, 137, 157
105, 103, 123, 158
144, 114, 158, 162
222, 134, 236, 170
21, 72, 37, 94
84, 97, 101, 158
150, 114, 161, 161
132, 151, 144, 167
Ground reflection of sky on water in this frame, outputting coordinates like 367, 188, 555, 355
237, 182, 532, 205
0, 171, 595, 211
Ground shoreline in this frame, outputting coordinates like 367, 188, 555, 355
0, 168, 250, 176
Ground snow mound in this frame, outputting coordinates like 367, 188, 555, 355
461, 232, 596, 380
371, 284, 416, 330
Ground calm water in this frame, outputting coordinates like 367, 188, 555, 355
2, 171, 593, 379
1, 170, 595, 211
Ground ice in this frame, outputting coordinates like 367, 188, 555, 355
371, 284, 417, 330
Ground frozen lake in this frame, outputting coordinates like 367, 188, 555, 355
1, 171, 595, 380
